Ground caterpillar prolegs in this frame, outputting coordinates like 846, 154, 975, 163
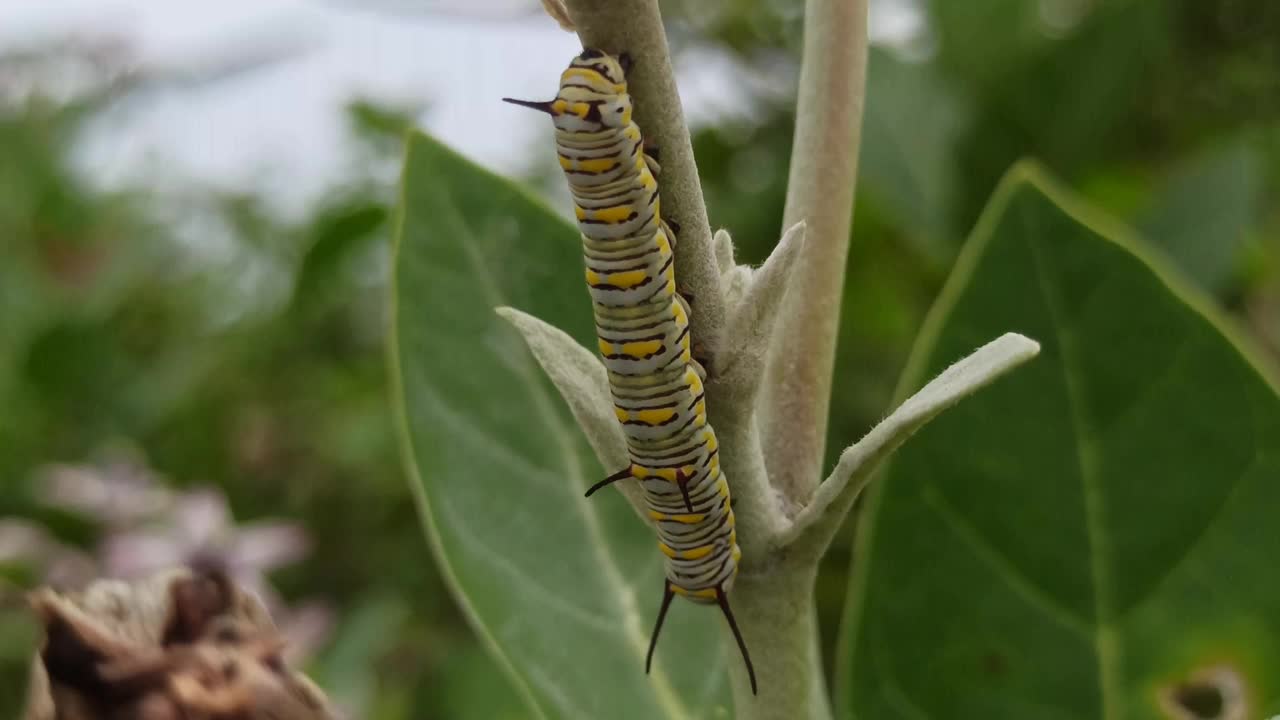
504, 49, 756, 694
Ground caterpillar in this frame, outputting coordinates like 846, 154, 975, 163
504, 49, 756, 695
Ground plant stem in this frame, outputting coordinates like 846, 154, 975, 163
552, 3, 857, 718
761, 0, 870, 505
729, 563, 832, 720
562, 0, 727, 362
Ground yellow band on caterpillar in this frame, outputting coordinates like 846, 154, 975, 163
647, 510, 706, 524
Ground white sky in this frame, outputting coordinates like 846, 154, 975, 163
0, 0, 921, 216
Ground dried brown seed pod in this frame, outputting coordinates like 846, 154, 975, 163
23, 564, 337, 720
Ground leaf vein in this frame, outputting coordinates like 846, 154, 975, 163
439, 493, 622, 635
1025, 229, 1120, 720
921, 485, 1092, 635
1118, 451, 1261, 618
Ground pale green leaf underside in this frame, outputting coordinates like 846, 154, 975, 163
391, 131, 729, 719
495, 306, 648, 520
839, 162, 1280, 720
782, 332, 1040, 547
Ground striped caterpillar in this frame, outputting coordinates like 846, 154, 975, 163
505, 49, 756, 694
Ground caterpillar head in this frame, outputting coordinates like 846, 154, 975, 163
503, 48, 634, 131
567, 48, 628, 87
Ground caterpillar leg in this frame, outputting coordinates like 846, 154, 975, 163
662, 219, 679, 250
644, 148, 662, 177
674, 292, 693, 317
585, 467, 632, 498
716, 586, 757, 695
674, 293, 712, 378
645, 581, 676, 675
691, 356, 709, 382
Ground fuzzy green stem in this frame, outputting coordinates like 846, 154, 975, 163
557, 3, 820, 717
728, 563, 832, 720
761, 0, 870, 505
562, 0, 726, 362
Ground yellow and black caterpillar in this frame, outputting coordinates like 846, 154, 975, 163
505, 49, 756, 694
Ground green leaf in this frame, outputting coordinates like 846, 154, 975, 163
390, 131, 729, 719
782, 332, 1039, 550
494, 307, 646, 520
838, 162, 1280, 719
437, 645, 534, 720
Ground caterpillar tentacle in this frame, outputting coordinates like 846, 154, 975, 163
645, 581, 675, 675
585, 466, 633, 497
716, 585, 757, 695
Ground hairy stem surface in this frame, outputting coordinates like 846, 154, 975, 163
729, 563, 832, 720
762, 0, 870, 504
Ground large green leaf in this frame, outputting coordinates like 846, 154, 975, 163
390, 131, 729, 719
838, 162, 1280, 719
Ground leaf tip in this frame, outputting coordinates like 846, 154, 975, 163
714, 228, 736, 274
494, 306, 535, 330
995, 332, 1041, 360
775, 219, 806, 257
1005, 158, 1053, 188
539, 0, 576, 31
494, 306, 544, 338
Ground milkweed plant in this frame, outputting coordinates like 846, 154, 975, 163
393, 1, 1038, 719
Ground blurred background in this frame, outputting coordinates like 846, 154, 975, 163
0, 0, 1276, 717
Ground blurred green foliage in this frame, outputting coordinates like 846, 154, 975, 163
2, 0, 1278, 715
0, 48, 466, 719
675, 0, 1280, 688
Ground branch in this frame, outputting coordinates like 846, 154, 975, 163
560, 0, 727, 363
760, 0, 870, 504
778, 333, 1041, 554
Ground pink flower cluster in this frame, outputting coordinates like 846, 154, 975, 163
1, 449, 331, 664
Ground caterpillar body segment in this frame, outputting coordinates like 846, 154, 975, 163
504, 48, 756, 695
